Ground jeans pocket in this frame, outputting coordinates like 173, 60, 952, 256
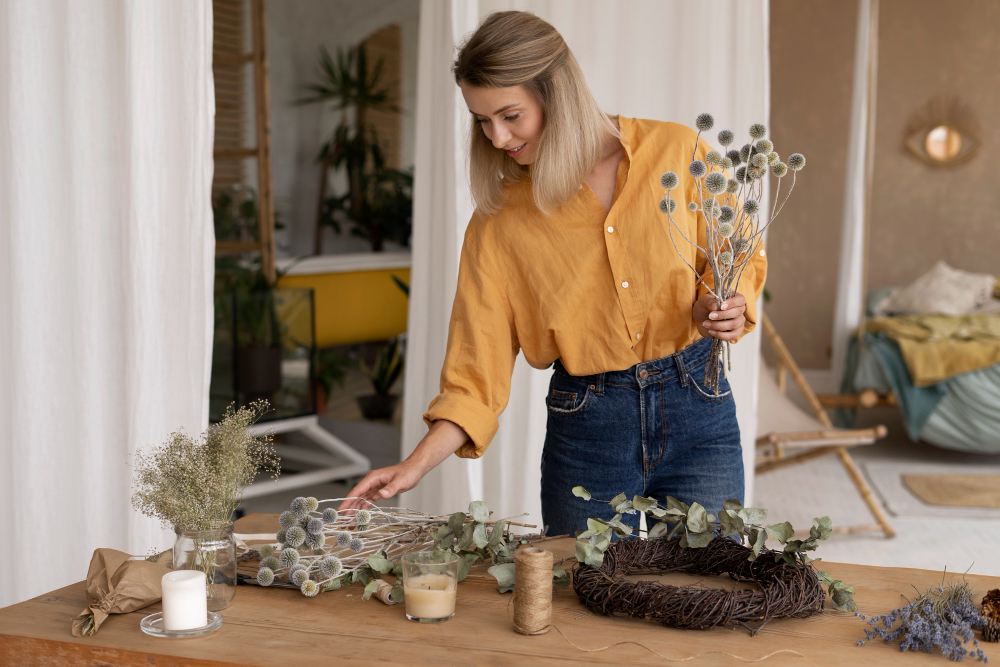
685, 359, 733, 402
546, 373, 592, 415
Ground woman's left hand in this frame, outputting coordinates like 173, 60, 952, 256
693, 292, 747, 342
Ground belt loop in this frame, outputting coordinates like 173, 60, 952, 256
596, 372, 605, 396
674, 352, 688, 386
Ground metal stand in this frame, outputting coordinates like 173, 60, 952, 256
242, 415, 371, 499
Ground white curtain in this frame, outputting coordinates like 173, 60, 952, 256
830, 0, 879, 384
402, 0, 769, 523
0, 0, 215, 607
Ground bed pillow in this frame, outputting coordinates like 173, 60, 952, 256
873, 261, 996, 316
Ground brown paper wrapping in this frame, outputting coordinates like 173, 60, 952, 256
72, 548, 172, 636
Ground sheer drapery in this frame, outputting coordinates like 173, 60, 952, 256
402, 0, 769, 523
0, 0, 215, 607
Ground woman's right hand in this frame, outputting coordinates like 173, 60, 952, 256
340, 460, 429, 510
338, 418, 472, 511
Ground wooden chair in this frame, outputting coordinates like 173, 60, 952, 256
756, 313, 895, 538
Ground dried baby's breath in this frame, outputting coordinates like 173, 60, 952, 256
130, 401, 279, 530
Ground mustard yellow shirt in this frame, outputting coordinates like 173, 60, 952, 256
424, 116, 768, 458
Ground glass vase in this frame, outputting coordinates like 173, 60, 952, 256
172, 522, 237, 611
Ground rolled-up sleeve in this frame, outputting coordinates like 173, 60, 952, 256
423, 228, 519, 459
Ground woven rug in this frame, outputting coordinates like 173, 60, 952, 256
863, 461, 1000, 519
902, 473, 1000, 509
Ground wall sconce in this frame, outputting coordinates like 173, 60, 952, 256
903, 97, 980, 167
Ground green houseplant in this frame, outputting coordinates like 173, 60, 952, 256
300, 44, 413, 253
357, 337, 403, 420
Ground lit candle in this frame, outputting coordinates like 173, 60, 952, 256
403, 573, 457, 621
161, 570, 208, 630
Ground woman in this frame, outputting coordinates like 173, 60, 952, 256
344, 11, 766, 535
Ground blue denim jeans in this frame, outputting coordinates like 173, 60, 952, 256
540, 337, 744, 536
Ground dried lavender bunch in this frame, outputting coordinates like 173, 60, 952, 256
658, 114, 806, 394
858, 578, 990, 662
131, 400, 280, 530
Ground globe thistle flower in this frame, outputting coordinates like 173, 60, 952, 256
305, 497, 319, 512
301, 580, 320, 597
279, 547, 300, 568
719, 206, 735, 223
772, 162, 789, 178
259, 544, 275, 558
733, 237, 752, 254
319, 556, 343, 579
703, 198, 721, 217
767, 152, 779, 165
285, 526, 307, 548
755, 139, 773, 155
276, 528, 287, 544
718, 222, 735, 238
307, 518, 324, 536
689, 160, 707, 178
744, 198, 760, 216
751, 153, 768, 169
719, 157, 733, 170
279, 511, 298, 529
660, 170, 679, 190
735, 166, 747, 183
739, 144, 751, 164
290, 497, 310, 517
659, 196, 677, 215
718, 129, 735, 147
695, 113, 714, 132
726, 179, 739, 194
749, 167, 765, 181
336, 531, 351, 548
726, 149, 742, 166
687, 201, 698, 212
322, 508, 339, 524
256, 566, 275, 587
705, 150, 722, 167
291, 568, 311, 587
720, 251, 734, 265
304, 531, 326, 550
704, 172, 727, 195
355, 509, 372, 526
749, 123, 767, 140
788, 153, 806, 171
349, 537, 365, 553
261, 555, 280, 571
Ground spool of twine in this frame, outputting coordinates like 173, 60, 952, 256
513, 546, 553, 635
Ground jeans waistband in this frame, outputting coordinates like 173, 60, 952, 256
552, 337, 713, 391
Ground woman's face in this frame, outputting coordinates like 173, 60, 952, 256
461, 83, 544, 165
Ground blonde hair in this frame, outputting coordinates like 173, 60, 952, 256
453, 11, 619, 216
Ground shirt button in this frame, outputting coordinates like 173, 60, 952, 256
607, 226, 614, 233
636, 333, 642, 340
639, 369, 649, 379
622, 281, 629, 288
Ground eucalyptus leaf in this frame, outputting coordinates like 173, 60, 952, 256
749, 528, 766, 560
632, 495, 657, 513
362, 579, 379, 600
457, 525, 475, 549
552, 566, 570, 588
584, 550, 604, 567
610, 492, 627, 508
488, 562, 516, 593
488, 520, 506, 548
648, 522, 670, 539
587, 518, 608, 533
591, 531, 611, 551
811, 516, 833, 541
740, 507, 767, 526
719, 510, 743, 538
765, 521, 794, 543
448, 512, 466, 536
830, 588, 857, 612
457, 555, 471, 582
783, 539, 804, 553
392, 564, 404, 578
572, 486, 592, 501
686, 502, 709, 533
575, 540, 593, 563
472, 523, 489, 549
469, 500, 490, 523
723, 498, 743, 512
816, 570, 834, 586
367, 553, 393, 574
665, 496, 689, 514
390, 583, 404, 602
648, 506, 668, 519
686, 529, 715, 548
439, 534, 455, 549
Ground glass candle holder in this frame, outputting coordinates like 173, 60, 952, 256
401, 551, 459, 623
173, 521, 237, 611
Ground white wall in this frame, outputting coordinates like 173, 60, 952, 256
265, 0, 420, 257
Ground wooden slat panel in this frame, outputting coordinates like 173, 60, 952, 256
362, 24, 402, 170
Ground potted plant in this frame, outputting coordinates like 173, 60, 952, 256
299, 45, 413, 253
357, 337, 403, 420
314, 348, 350, 414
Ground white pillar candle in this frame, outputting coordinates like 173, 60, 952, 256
161, 570, 208, 631
403, 573, 457, 620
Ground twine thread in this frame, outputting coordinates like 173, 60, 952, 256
512, 546, 553, 635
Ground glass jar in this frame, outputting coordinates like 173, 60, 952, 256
173, 522, 237, 611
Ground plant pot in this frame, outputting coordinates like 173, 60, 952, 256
357, 394, 399, 421
235, 346, 282, 404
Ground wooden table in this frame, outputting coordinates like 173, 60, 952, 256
2, 514, 997, 666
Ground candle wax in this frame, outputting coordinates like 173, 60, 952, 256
161, 570, 208, 631
403, 573, 457, 619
